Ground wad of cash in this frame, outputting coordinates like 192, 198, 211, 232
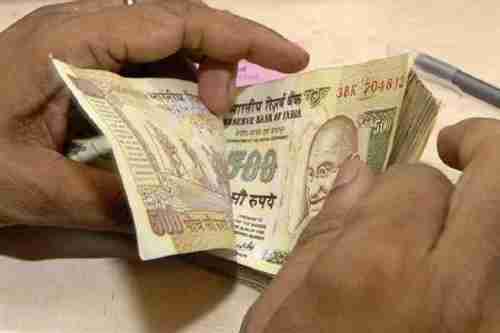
53, 54, 439, 289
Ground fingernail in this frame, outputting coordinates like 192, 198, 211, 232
297, 47, 310, 67
332, 158, 363, 190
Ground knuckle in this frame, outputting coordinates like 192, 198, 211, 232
464, 132, 500, 164
456, 118, 500, 158
387, 163, 452, 197
360, 163, 452, 220
308, 235, 405, 296
27, 16, 75, 56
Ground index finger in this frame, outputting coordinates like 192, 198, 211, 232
45, 2, 309, 73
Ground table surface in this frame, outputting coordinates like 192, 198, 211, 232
1, 1, 500, 332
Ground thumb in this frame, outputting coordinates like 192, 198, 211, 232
297, 157, 376, 246
244, 157, 375, 333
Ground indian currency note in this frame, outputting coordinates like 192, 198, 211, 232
56, 54, 413, 273
220, 55, 411, 274
53, 59, 235, 260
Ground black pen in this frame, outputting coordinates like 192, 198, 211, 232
415, 53, 500, 108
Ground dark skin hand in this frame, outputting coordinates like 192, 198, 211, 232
0, 0, 309, 259
243, 118, 500, 333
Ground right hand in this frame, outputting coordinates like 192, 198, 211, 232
0, 0, 309, 260
244, 118, 500, 333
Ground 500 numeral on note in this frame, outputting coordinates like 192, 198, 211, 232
227, 149, 277, 183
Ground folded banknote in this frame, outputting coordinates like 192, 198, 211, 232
53, 54, 439, 280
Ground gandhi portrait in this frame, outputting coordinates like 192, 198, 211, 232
289, 115, 358, 234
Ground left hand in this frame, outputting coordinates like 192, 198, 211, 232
0, 0, 309, 259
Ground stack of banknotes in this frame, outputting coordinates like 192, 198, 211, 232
53, 53, 439, 289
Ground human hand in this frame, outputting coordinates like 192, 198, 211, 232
0, 0, 308, 259
244, 118, 500, 333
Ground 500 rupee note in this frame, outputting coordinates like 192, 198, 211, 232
57, 54, 439, 276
